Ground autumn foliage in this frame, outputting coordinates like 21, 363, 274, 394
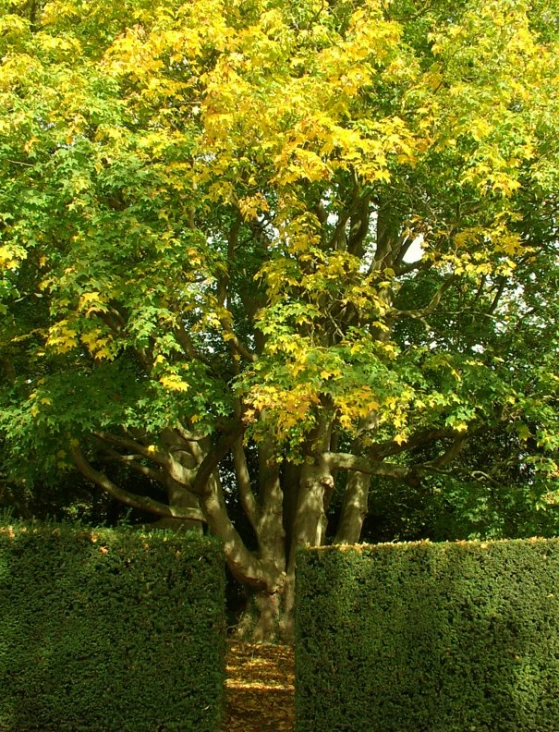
1, 0, 559, 638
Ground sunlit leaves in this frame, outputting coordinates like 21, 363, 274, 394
0, 0, 559, 498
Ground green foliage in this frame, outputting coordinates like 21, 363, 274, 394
358, 428, 559, 543
296, 540, 559, 732
1, 0, 559, 466
1, 0, 559, 631
0, 522, 225, 731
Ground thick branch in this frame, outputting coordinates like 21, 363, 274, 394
420, 435, 468, 470
373, 205, 395, 270
71, 445, 206, 522
395, 258, 431, 276
94, 430, 196, 486
102, 449, 167, 486
486, 277, 507, 316
190, 428, 277, 590
174, 422, 208, 443
347, 193, 371, 257
314, 201, 328, 227
326, 429, 473, 480
173, 323, 212, 366
216, 215, 240, 306
334, 471, 371, 545
366, 428, 460, 459
213, 213, 257, 363
324, 452, 414, 480
392, 234, 414, 269
328, 181, 363, 251
94, 431, 168, 465
232, 438, 260, 530
222, 327, 257, 362
392, 276, 456, 319
191, 425, 244, 494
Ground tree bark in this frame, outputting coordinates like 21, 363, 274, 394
255, 442, 286, 573
282, 461, 301, 557
71, 445, 206, 522
150, 478, 203, 533
234, 572, 295, 643
287, 458, 334, 573
334, 471, 371, 544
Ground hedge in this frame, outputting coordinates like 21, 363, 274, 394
296, 538, 559, 732
0, 522, 225, 731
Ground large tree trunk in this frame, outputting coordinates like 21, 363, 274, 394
231, 457, 333, 643
234, 572, 295, 643
231, 454, 335, 643
233, 443, 293, 642
287, 459, 334, 573
148, 479, 203, 533
334, 471, 370, 544
255, 444, 286, 577
281, 461, 301, 566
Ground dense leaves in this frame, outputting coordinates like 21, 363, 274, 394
297, 540, 559, 732
0, 523, 226, 731
1, 0, 559, 636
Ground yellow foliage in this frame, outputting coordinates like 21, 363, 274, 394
47, 320, 78, 353
0, 244, 26, 270
159, 374, 190, 392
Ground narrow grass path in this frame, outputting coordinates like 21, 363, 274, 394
223, 641, 295, 731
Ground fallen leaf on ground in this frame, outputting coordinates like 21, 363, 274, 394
223, 641, 294, 731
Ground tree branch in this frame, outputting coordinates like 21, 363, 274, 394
395, 258, 431, 276
419, 434, 468, 470
328, 181, 363, 251
101, 449, 167, 486
222, 327, 257, 362
324, 452, 413, 480
93, 431, 168, 465
365, 428, 460, 459
191, 424, 244, 495
347, 193, 371, 257
172, 322, 212, 366
486, 277, 507, 316
392, 276, 456, 319
188, 426, 277, 591
232, 437, 260, 530
94, 430, 196, 486
174, 422, 208, 443
71, 445, 206, 522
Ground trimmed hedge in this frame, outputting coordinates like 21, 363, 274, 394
0, 522, 225, 731
296, 539, 559, 732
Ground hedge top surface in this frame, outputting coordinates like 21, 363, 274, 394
0, 519, 221, 546
0, 520, 226, 732
304, 536, 556, 552
296, 535, 559, 732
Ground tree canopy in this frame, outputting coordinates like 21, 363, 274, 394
1, 0, 559, 638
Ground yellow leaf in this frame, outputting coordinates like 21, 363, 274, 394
160, 374, 189, 391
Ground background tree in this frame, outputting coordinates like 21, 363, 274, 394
1, 0, 559, 640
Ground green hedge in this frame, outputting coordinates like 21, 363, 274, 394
296, 539, 559, 732
0, 522, 225, 731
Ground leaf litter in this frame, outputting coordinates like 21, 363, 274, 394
223, 641, 294, 731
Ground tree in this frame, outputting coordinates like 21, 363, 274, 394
1, 0, 559, 640
357, 426, 559, 544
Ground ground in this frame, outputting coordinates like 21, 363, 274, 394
223, 641, 295, 732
